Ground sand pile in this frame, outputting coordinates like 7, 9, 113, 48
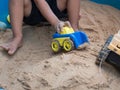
0, 0, 120, 90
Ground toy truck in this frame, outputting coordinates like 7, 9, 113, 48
51, 26, 89, 52
96, 30, 120, 68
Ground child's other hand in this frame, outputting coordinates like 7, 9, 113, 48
55, 21, 71, 33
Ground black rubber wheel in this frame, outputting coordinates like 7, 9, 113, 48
96, 35, 113, 65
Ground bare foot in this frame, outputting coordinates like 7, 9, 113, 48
0, 37, 22, 55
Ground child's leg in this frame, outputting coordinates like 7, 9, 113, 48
66, 0, 80, 31
10, 0, 32, 38
57, 0, 80, 31
0, 0, 32, 55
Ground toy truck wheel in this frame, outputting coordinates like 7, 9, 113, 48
96, 35, 113, 65
51, 40, 61, 52
63, 39, 74, 52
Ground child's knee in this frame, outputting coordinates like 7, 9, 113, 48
57, 0, 67, 11
24, 0, 32, 17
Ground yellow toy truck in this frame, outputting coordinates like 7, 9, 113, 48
96, 30, 120, 68
51, 26, 89, 53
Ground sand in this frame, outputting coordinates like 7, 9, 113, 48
0, 0, 120, 90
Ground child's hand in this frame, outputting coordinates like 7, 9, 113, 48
55, 21, 71, 33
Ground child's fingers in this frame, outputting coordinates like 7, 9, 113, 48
55, 21, 72, 33
64, 21, 72, 27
